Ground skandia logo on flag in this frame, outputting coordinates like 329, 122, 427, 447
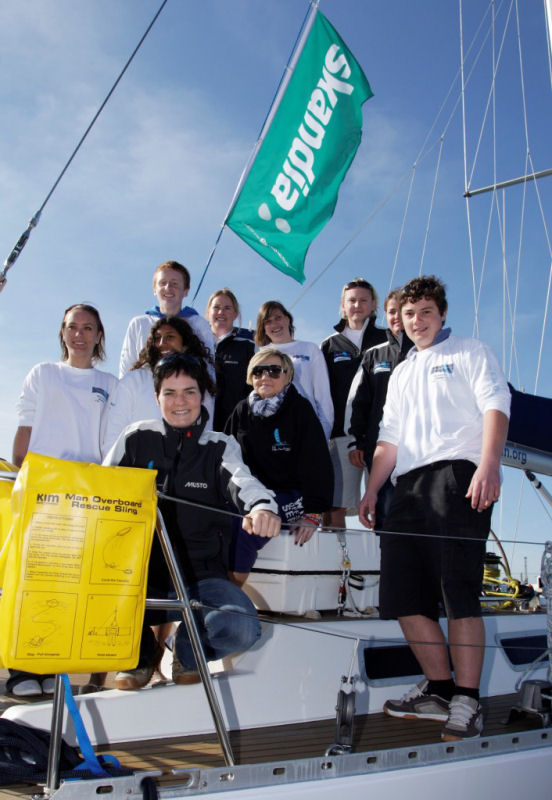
227, 12, 373, 283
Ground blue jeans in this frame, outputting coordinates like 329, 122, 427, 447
139, 578, 261, 670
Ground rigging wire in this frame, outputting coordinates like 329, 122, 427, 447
0, 0, 170, 288
289, 166, 413, 309
545, 0, 552, 89
419, 138, 444, 275
466, 0, 514, 190
291, 2, 500, 310
460, 0, 481, 338
392, 164, 418, 284
192, 1, 318, 303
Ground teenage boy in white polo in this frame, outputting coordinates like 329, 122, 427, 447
359, 275, 510, 740
119, 260, 214, 378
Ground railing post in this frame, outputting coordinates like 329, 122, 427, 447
154, 509, 235, 766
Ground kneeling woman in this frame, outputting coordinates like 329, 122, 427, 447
226, 349, 334, 585
104, 353, 280, 689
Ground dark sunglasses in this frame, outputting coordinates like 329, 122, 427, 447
251, 364, 287, 378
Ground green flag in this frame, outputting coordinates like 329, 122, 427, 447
226, 11, 373, 283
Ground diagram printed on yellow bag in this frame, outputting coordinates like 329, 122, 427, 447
0, 453, 157, 674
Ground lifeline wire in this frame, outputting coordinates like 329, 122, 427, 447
188, 598, 549, 656
157, 489, 549, 549
0, 0, 170, 286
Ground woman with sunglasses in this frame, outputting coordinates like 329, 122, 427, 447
255, 301, 333, 440
225, 349, 333, 585
321, 278, 387, 531
10, 303, 117, 698
103, 315, 215, 455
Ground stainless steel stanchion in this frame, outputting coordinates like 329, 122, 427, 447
45, 674, 65, 794
154, 509, 235, 766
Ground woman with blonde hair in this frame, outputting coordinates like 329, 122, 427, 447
206, 288, 254, 430
226, 348, 333, 584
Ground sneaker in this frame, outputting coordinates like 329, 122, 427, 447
384, 679, 450, 721
172, 657, 201, 686
115, 665, 155, 691
10, 679, 43, 698
41, 677, 56, 695
441, 694, 483, 740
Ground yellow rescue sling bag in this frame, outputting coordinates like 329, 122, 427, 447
0, 453, 157, 674
0, 459, 18, 587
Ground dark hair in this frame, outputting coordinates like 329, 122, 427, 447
153, 260, 190, 291
255, 301, 295, 347
59, 304, 106, 362
132, 316, 213, 371
399, 275, 448, 315
153, 352, 213, 398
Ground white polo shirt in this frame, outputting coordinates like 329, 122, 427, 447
378, 332, 511, 480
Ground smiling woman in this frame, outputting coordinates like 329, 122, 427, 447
157, 366, 203, 427
12, 304, 117, 468
8, 303, 118, 698
206, 289, 255, 431
225, 348, 334, 584
255, 300, 334, 439
103, 351, 280, 690
102, 315, 216, 454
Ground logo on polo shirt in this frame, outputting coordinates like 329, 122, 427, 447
430, 363, 454, 378
373, 360, 392, 374
92, 386, 109, 403
333, 351, 352, 363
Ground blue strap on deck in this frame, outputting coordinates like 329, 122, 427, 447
61, 673, 121, 777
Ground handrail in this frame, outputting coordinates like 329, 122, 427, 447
153, 508, 235, 766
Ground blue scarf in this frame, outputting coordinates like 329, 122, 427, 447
248, 384, 290, 418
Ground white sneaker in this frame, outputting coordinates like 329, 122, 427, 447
41, 677, 56, 694
441, 694, 483, 740
11, 679, 42, 697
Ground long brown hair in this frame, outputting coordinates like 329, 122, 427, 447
254, 300, 294, 347
59, 304, 106, 363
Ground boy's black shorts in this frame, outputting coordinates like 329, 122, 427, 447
379, 459, 492, 621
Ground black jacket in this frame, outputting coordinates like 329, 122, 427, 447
225, 384, 333, 514
321, 317, 387, 438
213, 327, 255, 431
349, 330, 412, 468
104, 408, 276, 584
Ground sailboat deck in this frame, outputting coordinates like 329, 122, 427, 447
0, 684, 544, 799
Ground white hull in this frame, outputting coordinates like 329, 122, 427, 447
4, 613, 548, 745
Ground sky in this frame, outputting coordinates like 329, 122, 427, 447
0, 0, 551, 581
